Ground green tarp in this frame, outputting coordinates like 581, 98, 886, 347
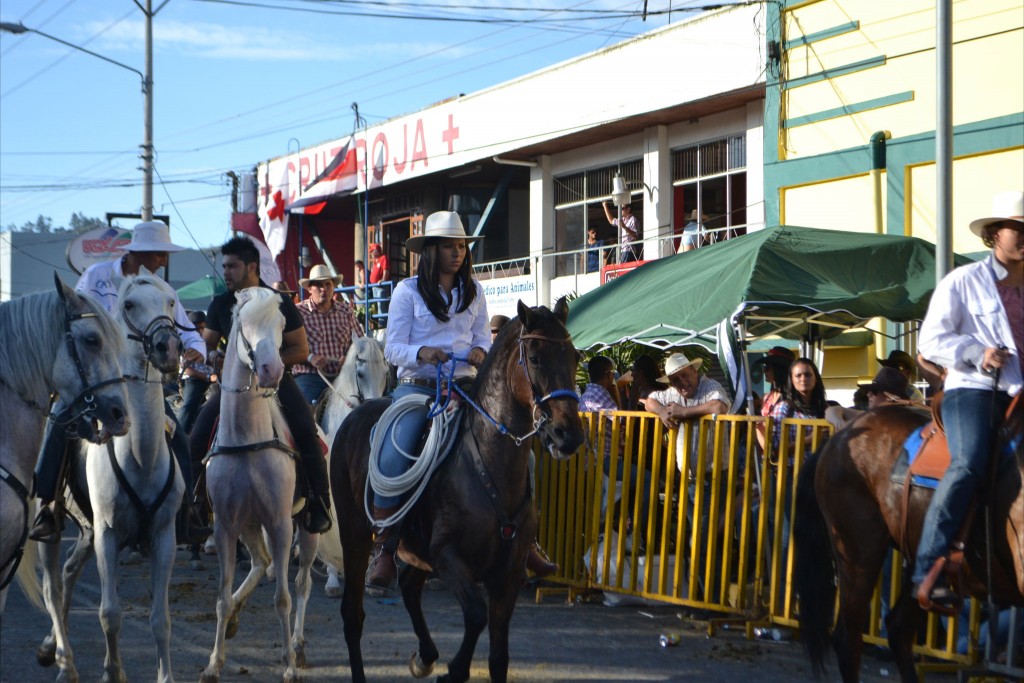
176, 274, 226, 301
567, 225, 973, 350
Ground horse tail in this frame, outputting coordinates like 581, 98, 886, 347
793, 450, 834, 677
14, 539, 43, 610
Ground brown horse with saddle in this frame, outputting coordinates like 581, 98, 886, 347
794, 392, 1022, 683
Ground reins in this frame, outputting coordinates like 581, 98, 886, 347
428, 330, 580, 446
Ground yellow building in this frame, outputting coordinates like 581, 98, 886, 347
764, 0, 1024, 391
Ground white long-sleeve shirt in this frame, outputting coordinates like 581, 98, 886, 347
75, 258, 206, 357
384, 276, 490, 381
919, 253, 1022, 395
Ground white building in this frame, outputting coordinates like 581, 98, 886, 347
253, 5, 767, 318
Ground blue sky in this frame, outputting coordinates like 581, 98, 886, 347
0, 0, 702, 249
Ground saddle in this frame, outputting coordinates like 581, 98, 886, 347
898, 392, 1021, 615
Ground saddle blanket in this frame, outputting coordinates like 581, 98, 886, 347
891, 425, 1022, 490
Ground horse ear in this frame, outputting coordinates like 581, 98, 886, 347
553, 296, 569, 324
516, 300, 532, 329
53, 273, 81, 307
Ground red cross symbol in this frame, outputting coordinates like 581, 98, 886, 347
441, 114, 460, 155
267, 190, 285, 222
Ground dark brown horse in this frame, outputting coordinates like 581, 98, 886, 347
330, 299, 585, 683
794, 401, 1023, 683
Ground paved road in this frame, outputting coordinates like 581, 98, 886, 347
1, 539, 922, 682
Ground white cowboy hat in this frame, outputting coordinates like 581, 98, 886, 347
658, 352, 703, 382
405, 211, 482, 254
299, 263, 344, 288
124, 221, 186, 253
969, 191, 1024, 237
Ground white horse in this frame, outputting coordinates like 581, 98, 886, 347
315, 335, 388, 598
36, 272, 186, 683
0, 276, 129, 614
201, 287, 310, 683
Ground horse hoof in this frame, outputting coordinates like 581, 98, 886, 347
199, 671, 220, 683
190, 557, 205, 571
409, 651, 434, 678
225, 615, 239, 640
324, 583, 342, 599
294, 645, 307, 669
35, 643, 56, 667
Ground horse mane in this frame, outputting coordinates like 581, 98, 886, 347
117, 271, 177, 303
0, 287, 122, 404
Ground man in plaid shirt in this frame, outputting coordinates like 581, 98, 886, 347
293, 264, 364, 405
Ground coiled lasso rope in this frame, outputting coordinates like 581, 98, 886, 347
364, 391, 462, 530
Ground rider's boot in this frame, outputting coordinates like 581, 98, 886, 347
526, 541, 558, 578
175, 495, 212, 545
366, 505, 399, 590
29, 421, 70, 543
301, 450, 333, 534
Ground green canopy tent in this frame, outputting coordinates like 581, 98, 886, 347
568, 225, 972, 350
566, 225, 973, 412
176, 274, 226, 305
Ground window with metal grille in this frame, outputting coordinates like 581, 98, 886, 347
670, 133, 749, 248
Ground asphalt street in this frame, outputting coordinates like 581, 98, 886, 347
1, 539, 930, 682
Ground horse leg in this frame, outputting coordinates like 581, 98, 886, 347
291, 528, 319, 669
93, 526, 127, 683
266, 517, 298, 682
226, 523, 270, 640
37, 531, 91, 671
339, 525, 372, 683
201, 521, 239, 683
399, 566, 438, 677
485, 572, 523, 683
885, 576, 923, 683
148, 520, 177, 683
433, 552, 488, 683
832, 543, 889, 683
37, 537, 80, 682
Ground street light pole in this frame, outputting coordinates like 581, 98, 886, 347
1, 1, 162, 221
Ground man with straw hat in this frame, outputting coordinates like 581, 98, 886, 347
31, 221, 210, 544
912, 190, 1023, 613
293, 264, 363, 405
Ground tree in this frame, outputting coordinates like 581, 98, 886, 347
69, 212, 107, 233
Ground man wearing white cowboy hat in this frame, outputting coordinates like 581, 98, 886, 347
912, 190, 1023, 613
643, 351, 729, 597
30, 221, 210, 544
293, 264, 363, 404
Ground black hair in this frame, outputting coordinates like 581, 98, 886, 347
763, 355, 793, 391
187, 310, 207, 325
415, 238, 477, 322
783, 357, 828, 418
588, 355, 614, 383
354, 260, 364, 267
220, 236, 261, 268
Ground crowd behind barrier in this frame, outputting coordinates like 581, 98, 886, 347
534, 411, 988, 669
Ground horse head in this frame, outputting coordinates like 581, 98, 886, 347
51, 275, 130, 441
231, 287, 285, 389
117, 269, 183, 375
343, 336, 388, 404
507, 297, 585, 459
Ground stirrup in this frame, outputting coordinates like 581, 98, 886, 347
303, 496, 333, 534
29, 506, 63, 544
915, 557, 963, 616
365, 548, 398, 591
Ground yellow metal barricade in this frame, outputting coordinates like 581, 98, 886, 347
534, 411, 984, 669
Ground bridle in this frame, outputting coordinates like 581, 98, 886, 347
433, 327, 580, 446
121, 305, 182, 383
48, 293, 126, 427
219, 304, 278, 398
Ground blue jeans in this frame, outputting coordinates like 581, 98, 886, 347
373, 383, 434, 508
912, 388, 1011, 584
176, 378, 210, 434
294, 372, 329, 406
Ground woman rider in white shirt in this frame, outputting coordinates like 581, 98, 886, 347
366, 211, 490, 589
912, 190, 1023, 611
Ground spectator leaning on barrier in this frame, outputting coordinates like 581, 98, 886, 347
293, 264, 363, 405
643, 352, 728, 474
